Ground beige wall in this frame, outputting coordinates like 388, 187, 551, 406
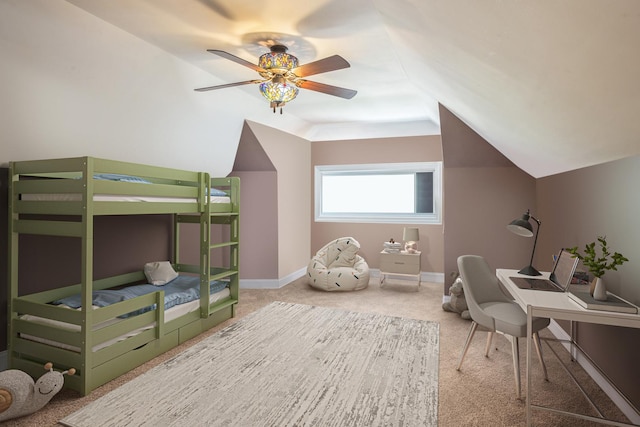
443, 167, 537, 275
440, 104, 537, 291
230, 171, 279, 280
246, 121, 311, 280
311, 135, 444, 275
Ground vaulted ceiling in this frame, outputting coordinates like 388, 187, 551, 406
65, 0, 640, 178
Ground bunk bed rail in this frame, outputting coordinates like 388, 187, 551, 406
10, 156, 209, 217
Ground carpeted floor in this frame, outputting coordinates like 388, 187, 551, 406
3, 275, 632, 426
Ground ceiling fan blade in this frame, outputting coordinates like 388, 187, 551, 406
194, 80, 262, 92
292, 55, 350, 78
296, 80, 357, 99
207, 50, 266, 73
196, 0, 236, 20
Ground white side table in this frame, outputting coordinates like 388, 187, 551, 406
379, 250, 421, 289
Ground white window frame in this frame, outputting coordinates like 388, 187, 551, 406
314, 162, 442, 224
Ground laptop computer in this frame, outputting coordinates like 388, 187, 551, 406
510, 248, 579, 292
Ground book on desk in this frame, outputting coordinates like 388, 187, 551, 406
568, 290, 638, 314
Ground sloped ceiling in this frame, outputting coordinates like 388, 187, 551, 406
64, 0, 640, 178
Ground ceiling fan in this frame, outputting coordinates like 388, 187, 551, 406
195, 44, 357, 114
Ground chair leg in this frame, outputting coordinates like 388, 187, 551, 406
456, 321, 478, 371
509, 335, 522, 399
533, 332, 549, 381
485, 332, 494, 357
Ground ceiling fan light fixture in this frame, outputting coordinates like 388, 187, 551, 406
197, 45, 356, 114
259, 80, 299, 113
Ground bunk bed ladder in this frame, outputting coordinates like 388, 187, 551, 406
201, 176, 240, 318
173, 175, 240, 321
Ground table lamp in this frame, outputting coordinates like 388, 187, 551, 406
403, 227, 420, 253
507, 209, 541, 276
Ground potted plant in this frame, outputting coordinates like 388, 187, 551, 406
567, 236, 628, 300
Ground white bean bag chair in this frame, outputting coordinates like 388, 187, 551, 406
307, 237, 370, 291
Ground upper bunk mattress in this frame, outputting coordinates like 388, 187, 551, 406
16, 172, 232, 204
21, 193, 230, 203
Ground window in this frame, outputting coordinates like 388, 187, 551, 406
314, 162, 442, 224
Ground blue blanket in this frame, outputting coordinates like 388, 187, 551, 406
53, 275, 228, 317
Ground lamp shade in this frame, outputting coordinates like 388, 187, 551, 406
259, 80, 299, 104
507, 213, 534, 237
507, 210, 542, 276
258, 46, 298, 71
403, 227, 419, 242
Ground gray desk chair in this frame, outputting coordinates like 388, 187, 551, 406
455, 255, 549, 399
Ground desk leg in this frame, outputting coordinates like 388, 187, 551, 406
526, 305, 533, 427
570, 320, 577, 361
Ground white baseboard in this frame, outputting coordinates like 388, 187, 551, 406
0, 350, 7, 371
240, 268, 307, 289
241, 269, 444, 290
547, 320, 640, 424
422, 271, 445, 284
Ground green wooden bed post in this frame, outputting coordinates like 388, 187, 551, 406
80, 157, 95, 395
8, 162, 19, 369
200, 172, 211, 318
229, 177, 240, 314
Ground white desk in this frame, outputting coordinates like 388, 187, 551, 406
497, 269, 640, 427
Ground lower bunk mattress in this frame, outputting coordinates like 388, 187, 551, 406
19, 275, 230, 353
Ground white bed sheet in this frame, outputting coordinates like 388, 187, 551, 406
20, 287, 231, 353
22, 194, 230, 203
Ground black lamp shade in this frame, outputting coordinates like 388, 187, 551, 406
507, 214, 534, 237
507, 210, 541, 276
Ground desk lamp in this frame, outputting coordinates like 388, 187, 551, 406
507, 210, 541, 276
403, 227, 420, 253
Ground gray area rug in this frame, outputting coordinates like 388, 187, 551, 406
60, 301, 439, 426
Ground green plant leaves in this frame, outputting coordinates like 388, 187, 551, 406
566, 236, 628, 278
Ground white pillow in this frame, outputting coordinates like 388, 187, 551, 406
144, 261, 178, 286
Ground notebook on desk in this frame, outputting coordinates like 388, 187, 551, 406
510, 248, 579, 292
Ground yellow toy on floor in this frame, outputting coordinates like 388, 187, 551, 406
0, 362, 75, 422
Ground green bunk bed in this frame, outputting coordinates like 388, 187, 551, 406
7, 156, 239, 395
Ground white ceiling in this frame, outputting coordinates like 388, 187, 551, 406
64, 0, 640, 178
